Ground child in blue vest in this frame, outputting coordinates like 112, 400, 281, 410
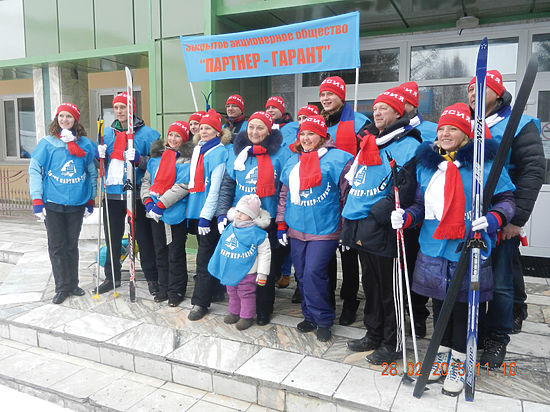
208, 194, 271, 330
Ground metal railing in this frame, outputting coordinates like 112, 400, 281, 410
0, 169, 32, 216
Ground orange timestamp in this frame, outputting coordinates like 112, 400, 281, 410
381, 361, 518, 377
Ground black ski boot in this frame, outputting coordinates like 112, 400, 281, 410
480, 337, 507, 369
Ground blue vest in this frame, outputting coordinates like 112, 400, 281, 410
208, 224, 267, 286
281, 122, 299, 147
327, 111, 369, 139
342, 136, 420, 220
489, 114, 540, 170
226, 148, 288, 218
417, 120, 438, 143
147, 158, 190, 225
281, 148, 353, 235
103, 125, 160, 195
416, 157, 515, 262
31, 135, 96, 206
186, 144, 228, 220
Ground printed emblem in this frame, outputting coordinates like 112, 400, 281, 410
225, 233, 239, 250
353, 166, 367, 187
61, 160, 76, 177
245, 167, 258, 184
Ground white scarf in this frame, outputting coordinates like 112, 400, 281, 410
234, 145, 252, 171
345, 126, 406, 184
288, 148, 327, 205
188, 141, 222, 190
424, 160, 462, 221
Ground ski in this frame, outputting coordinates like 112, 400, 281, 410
124, 67, 137, 303
465, 37, 488, 401
93, 117, 105, 300
413, 52, 539, 399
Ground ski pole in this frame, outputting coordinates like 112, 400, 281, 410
93, 117, 105, 300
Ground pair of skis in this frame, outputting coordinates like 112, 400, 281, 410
413, 40, 539, 400
93, 67, 136, 302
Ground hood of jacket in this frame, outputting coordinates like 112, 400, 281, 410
416, 139, 499, 171
192, 127, 232, 146
150, 138, 194, 162
233, 128, 283, 155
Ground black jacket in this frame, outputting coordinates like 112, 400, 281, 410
479, 91, 545, 226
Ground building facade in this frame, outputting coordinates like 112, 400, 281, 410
1, 0, 549, 257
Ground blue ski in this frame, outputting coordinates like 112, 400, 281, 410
465, 36, 488, 401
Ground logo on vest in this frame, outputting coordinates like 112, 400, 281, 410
353, 166, 367, 187
297, 182, 332, 206
225, 233, 239, 250
245, 167, 258, 184
61, 160, 76, 177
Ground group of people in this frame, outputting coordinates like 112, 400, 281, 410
29, 69, 544, 397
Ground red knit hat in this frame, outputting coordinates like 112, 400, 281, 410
297, 105, 320, 118
374, 88, 405, 116
468, 70, 505, 97
265, 96, 285, 115
168, 121, 190, 142
56, 103, 80, 122
248, 111, 273, 130
199, 109, 222, 132
189, 111, 206, 124
437, 103, 472, 137
226, 94, 244, 113
399, 81, 419, 107
299, 115, 327, 138
319, 76, 346, 102
112, 92, 136, 113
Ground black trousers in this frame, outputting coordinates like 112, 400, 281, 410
328, 248, 360, 310
150, 219, 188, 298
190, 219, 221, 308
102, 198, 158, 283
45, 207, 84, 293
433, 298, 468, 353
404, 227, 430, 323
358, 250, 397, 349
256, 222, 290, 317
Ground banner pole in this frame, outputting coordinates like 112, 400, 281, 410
354, 67, 359, 112
189, 82, 199, 112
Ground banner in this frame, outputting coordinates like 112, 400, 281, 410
180, 12, 359, 82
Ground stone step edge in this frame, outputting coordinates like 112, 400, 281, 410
0, 318, 380, 412
0, 373, 113, 412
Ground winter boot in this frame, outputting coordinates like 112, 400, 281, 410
428, 346, 451, 382
480, 337, 507, 369
442, 350, 466, 397
316, 327, 332, 342
276, 275, 290, 288
236, 318, 254, 330
224, 313, 240, 324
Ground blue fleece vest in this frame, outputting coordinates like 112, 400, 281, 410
208, 223, 267, 286
342, 136, 420, 221
226, 147, 288, 218
281, 122, 299, 147
488, 114, 540, 170
186, 144, 228, 220
416, 156, 515, 262
30, 135, 97, 206
417, 120, 438, 143
103, 125, 160, 195
147, 158, 190, 225
281, 148, 353, 235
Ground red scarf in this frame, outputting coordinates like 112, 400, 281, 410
58, 134, 85, 157
252, 146, 275, 198
111, 130, 127, 161
433, 161, 466, 240
299, 151, 322, 190
357, 133, 382, 166
149, 149, 177, 195
189, 153, 205, 193
334, 103, 357, 156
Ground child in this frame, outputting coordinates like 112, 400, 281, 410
208, 194, 271, 330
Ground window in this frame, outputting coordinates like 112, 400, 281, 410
532, 34, 550, 72
410, 38, 518, 81
302, 48, 399, 87
537, 90, 550, 184
2, 96, 35, 159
